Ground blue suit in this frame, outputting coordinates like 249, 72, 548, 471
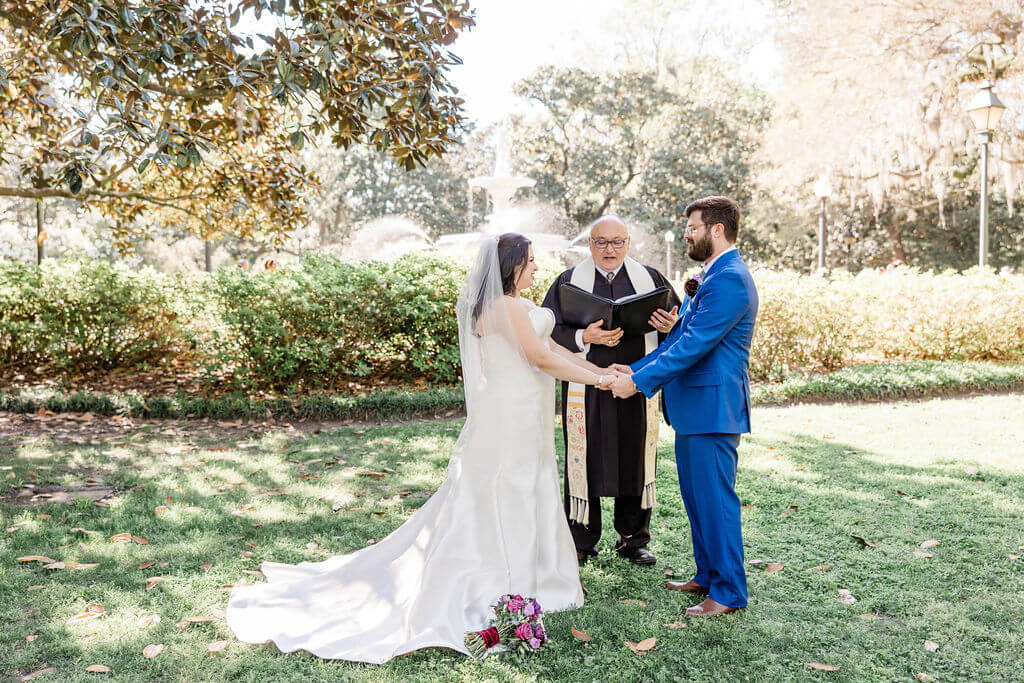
631, 249, 758, 608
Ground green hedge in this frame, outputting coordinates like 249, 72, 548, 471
3, 361, 1022, 422
2, 256, 1024, 390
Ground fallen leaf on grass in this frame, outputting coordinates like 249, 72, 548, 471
963, 466, 979, 476
212, 607, 226, 618
7, 520, 31, 532
851, 535, 877, 548
109, 533, 148, 544
781, 505, 799, 516
920, 539, 939, 549
80, 632, 98, 643
20, 667, 56, 681
619, 599, 647, 607
154, 506, 168, 516
199, 562, 212, 571
917, 675, 935, 682
811, 565, 831, 572
138, 562, 156, 570
571, 627, 591, 642
624, 637, 657, 654
208, 640, 228, 654
137, 615, 160, 627
17, 555, 57, 564
858, 613, 877, 620
914, 549, 934, 558
765, 562, 784, 573
142, 643, 163, 658
838, 589, 856, 605
145, 577, 164, 591
748, 559, 763, 565
923, 640, 939, 652
26, 634, 39, 642
665, 622, 687, 629
68, 605, 105, 624
806, 662, 840, 671
45, 561, 98, 570
85, 664, 110, 673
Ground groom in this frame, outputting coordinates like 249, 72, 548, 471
610, 196, 758, 617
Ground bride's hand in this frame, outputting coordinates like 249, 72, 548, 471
608, 363, 633, 376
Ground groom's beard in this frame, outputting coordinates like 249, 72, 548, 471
687, 233, 713, 262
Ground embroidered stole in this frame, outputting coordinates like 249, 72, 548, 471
565, 257, 660, 525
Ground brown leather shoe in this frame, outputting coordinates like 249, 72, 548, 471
664, 580, 709, 595
685, 597, 740, 617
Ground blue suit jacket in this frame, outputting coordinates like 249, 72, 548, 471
631, 249, 758, 436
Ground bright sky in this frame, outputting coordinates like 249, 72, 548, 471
448, 0, 782, 125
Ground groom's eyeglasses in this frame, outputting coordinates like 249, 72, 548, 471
683, 223, 709, 236
591, 238, 628, 250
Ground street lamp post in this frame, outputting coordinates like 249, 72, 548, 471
664, 230, 675, 278
966, 81, 1006, 268
843, 228, 855, 271
813, 174, 831, 270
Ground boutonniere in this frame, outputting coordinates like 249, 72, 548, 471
683, 269, 704, 298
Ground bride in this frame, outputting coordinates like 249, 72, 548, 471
227, 233, 621, 663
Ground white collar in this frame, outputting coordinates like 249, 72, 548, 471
702, 246, 736, 272
595, 263, 624, 279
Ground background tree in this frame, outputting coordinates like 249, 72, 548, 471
0, 0, 474, 254
509, 63, 769, 236
763, 0, 1024, 267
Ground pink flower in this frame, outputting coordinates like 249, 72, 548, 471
523, 602, 535, 617
507, 596, 525, 613
528, 637, 541, 649
516, 623, 533, 641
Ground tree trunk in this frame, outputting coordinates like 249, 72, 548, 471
204, 239, 213, 272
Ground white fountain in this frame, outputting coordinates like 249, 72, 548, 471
434, 128, 570, 257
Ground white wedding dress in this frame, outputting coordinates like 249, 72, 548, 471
226, 294, 583, 663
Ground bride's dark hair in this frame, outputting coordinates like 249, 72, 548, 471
471, 232, 532, 328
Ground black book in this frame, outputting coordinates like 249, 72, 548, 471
558, 283, 681, 337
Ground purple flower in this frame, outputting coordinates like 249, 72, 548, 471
507, 596, 525, 613
533, 623, 546, 640
523, 602, 535, 617
516, 623, 533, 641
528, 637, 541, 649
530, 598, 542, 615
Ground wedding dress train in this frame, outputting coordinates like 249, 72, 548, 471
226, 302, 583, 663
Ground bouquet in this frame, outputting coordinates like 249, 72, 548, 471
464, 594, 548, 659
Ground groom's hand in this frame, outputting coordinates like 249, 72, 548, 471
649, 305, 679, 334
609, 373, 638, 399
609, 363, 633, 375
582, 320, 624, 347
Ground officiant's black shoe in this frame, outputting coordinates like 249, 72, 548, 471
618, 546, 656, 566
577, 548, 598, 566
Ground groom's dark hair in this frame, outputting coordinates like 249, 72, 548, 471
685, 196, 740, 243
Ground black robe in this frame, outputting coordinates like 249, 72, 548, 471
541, 264, 676, 498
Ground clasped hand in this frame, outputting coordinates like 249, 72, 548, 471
593, 364, 637, 398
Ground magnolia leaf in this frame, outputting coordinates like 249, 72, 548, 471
920, 540, 939, 549
851, 535, 877, 548
137, 614, 161, 627
765, 562, 784, 573
85, 664, 110, 673
924, 640, 939, 652
571, 627, 591, 642
807, 662, 840, 671
142, 643, 164, 658
208, 640, 229, 653
963, 466, 979, 475
17, 555, 57, 564
914, 549, 934, 558
625, 637, 657, 654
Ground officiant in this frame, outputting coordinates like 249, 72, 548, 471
542, 215, 679, 566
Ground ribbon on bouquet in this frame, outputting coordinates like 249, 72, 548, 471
565, 256, 660, 525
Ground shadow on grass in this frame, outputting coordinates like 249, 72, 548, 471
2, 419, 1022, 681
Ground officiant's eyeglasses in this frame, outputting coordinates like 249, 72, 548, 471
590, 238, 628, 250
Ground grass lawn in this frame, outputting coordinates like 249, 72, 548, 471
2, 393, 1023, 682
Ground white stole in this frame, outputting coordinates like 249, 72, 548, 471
565, 256, 660, 525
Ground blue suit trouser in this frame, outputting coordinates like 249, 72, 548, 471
674, 433, 747, 608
